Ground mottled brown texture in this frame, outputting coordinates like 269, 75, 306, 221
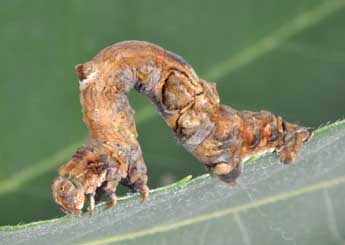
51, 40, 312, 215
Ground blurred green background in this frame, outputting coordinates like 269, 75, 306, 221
0, 0, 344, 226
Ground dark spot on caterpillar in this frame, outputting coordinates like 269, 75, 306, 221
249, 128, 261, 148
75, 64, 86, 81
269, 124, 279, 143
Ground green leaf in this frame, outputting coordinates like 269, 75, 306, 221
1, 0, 345, 226
1, 121, 345, 244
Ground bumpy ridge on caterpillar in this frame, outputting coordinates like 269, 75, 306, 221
51, 40, 312, 214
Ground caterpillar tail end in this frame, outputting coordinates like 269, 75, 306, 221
277, 122, 313, 164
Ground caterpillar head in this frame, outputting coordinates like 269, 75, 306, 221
75, 62, 95, 82
51, 176, 85, 215
75, 62, 98, 91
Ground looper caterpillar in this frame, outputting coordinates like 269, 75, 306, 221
51, 41, 312, 215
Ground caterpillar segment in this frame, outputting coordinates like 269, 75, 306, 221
51, 41, 312, 214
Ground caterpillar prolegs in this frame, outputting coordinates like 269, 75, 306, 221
51, 41, 312, 215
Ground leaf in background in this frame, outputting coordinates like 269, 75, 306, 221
0, 0, 345, 225
1, 121, 345, 244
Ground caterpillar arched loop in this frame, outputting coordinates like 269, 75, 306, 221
51, 40, 313, 215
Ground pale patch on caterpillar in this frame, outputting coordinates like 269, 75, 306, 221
51, 40, 312, 215
78, 71, 97, 90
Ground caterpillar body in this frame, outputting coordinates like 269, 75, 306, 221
52, 41, 312, 215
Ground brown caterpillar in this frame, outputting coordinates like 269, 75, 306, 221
51, 41, 312, 215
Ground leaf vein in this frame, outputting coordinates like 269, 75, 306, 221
82, 175, 345, 245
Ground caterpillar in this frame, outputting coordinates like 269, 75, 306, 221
51, 41, 312, 215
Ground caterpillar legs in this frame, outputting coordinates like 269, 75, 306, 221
52, 144, 150, 215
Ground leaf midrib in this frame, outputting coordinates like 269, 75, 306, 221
0, 0, 344, 196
